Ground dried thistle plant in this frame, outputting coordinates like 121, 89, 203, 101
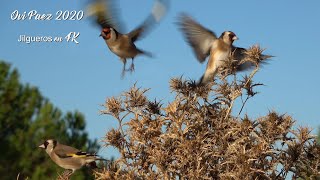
56, 170, 72, 180
97, 46, 320, 179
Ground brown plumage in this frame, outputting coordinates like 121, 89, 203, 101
87, 0, 168, 77
38, 139, 104, 175
177, 14, 264, 85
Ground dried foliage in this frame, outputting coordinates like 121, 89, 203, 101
97, 46, 320, 179
56, 170, 72, 180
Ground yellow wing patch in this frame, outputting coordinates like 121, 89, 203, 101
66, 153, 87, 158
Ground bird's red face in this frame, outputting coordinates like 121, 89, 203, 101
100, 28, 111, 40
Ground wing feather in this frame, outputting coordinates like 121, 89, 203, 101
128, 0, 169, 42
87, 0, 125, 33
177, 14, 217, 63
54, 144, 82, 158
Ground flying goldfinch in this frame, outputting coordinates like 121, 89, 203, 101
87, 0, 169, 77
38, 139, 104, 175
177, 14, 266, 85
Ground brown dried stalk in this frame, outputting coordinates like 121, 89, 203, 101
97, 46, 320, 179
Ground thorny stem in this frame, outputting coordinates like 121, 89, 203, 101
116, 116, 125, 135
224, 66, 259, 120
116, 112, 133, 162
245, 66, 259, 87
224, 100, 235, 121
237, 95, 250, 118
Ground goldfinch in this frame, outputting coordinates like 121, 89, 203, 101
177, 14, 265, 85
87, 0, 169, 77
38, 139, 103, 175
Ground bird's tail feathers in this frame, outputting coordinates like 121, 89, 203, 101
95, 158, 108, 161
85, 155, 108, 164
138, 49, 153, 58
237, 61, 255, 71
238, 54, 274, 71
261, 54, 274, 60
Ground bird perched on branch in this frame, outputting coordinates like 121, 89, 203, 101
177, 14, 270, 85
38, 139, 105, 175
87, 0, 169, 77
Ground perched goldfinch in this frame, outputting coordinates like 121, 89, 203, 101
38, 139, 103, 174
87, 0, 169, 77
177, 14, 265, 85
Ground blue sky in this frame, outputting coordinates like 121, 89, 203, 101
1, 0, 319, 159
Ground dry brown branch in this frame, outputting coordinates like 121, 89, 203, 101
56, 170, 72, 180
96, 46, 320, 179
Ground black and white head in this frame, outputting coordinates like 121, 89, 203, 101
220, 31, 238, 45
38, 139, 58, 154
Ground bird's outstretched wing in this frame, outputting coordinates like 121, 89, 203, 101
177, 14, 217, 63
231, 46, 272, 71
128, 0, 169, 42
231, 46, 253, 71
86, 0, 125, 33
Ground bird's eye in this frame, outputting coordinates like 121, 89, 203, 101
44, 141, 49, 147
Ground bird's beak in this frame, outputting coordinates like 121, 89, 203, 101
38, 144, 45, 149
99, 34, 102, 37
232, 36, 239, 41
